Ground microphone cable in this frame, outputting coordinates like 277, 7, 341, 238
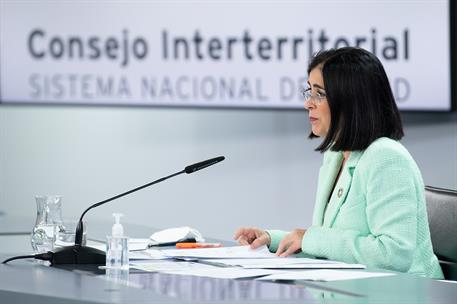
2, 252, 53, 264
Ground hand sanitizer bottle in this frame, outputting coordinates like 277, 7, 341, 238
106, 213, 129, 269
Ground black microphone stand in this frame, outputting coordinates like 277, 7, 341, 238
50, 170, 187, 265
48, 155, 225, 266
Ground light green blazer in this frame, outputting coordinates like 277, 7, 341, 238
268, 137, 443, 279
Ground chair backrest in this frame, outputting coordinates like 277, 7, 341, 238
425, 185, 457, 280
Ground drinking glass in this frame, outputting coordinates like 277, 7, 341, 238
56, 220, 87, 246
31, 195, 63, 253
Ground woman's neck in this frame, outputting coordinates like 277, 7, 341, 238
343, 151, 351, 161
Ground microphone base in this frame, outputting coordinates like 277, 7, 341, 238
50, 245, 106, 265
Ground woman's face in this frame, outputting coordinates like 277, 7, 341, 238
304, 67, 330, 137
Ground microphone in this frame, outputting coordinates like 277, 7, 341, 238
44, 156, 225, 266
184, 156, 225, 174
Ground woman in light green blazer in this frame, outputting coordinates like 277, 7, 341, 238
234, 47, 443, 279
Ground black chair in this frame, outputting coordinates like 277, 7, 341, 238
425, 185, 457, 280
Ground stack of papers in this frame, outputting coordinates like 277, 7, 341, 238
257, 269, 394, 281
160, 245, 276, 259
131, 260, 281, 279
90, 224, 391, 282
159, 245, 364, 269
90, 242, 393, 282
129, 248, 168, 260
197, 257, 366, 269
128, 245, 379, 281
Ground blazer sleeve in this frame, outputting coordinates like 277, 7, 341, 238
301, 147, 420, 272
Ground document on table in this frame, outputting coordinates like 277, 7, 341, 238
128, 238, 151, 251
86, 238, 151, 252
129, 248, 169, 260
87, 242, 169, 260
246, 263, 365, 269
160, 245, 276, 259
130, 260, 281, 279
257, 269, 395, 282
199, 257, 366, 269
131, 260, 216, 272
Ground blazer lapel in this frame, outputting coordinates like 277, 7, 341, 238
312, 151, 343, 226
323, 150, 363, 227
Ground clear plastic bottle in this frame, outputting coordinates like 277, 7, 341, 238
106, 213, 129, 270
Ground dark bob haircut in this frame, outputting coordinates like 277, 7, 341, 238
307, 47, 404, 152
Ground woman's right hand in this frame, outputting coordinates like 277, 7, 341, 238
233, 227, 271, 249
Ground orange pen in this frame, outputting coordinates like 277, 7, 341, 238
176, 242, 223, 249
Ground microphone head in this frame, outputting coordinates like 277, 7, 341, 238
184, 156, 225, 174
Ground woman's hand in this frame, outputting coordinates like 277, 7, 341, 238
233, 227, 271, 249
275, 229, 306, 257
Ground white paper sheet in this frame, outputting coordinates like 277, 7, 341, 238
131, 260, 216, 272
243, 263, 366, 269
86, 239, 150, 252
161, 245, 276, 259
131, 260, 281, 279
86, 240, 166, 259
257, 269, 395, 281
163, 268, 281, 279
129, 248, 169, 260
128, 238, 151, 251
199, 257, 339, 266
197, 257, 365, 269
